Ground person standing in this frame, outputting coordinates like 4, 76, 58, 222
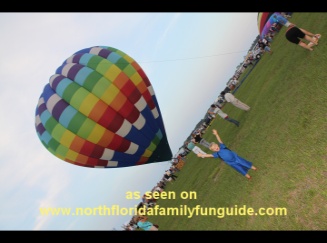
165, 169, 178, 180
192, 131, 211, 148
220, 91, 250, 111
197, 129, 257, 180
208, 104, 240, 127
273, 14, 321, 51
136, 215, 159, 231
258, 38, 273, 54
186, 140, 208, 158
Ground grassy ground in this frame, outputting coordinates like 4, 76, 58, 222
146, 13, 327, 230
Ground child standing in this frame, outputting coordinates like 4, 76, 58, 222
197, 129, 257, 180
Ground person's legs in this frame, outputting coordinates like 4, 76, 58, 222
264, 46, 273, 54
287, 27, 319, 50
298, 41, 314, 51
149, 225, 159, 231
299, 28, 318, 42
232, 99, 250, 111
171, 174, 178, 179
224, 117, 240, 127
303, 34, 318, 45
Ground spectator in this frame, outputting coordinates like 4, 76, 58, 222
136, 215, 159, 231
280, 12, 292, 18
165, 169, 178, 180
186, 140, 208, 158
208, 104, 240, 127
192, 130, 211, 148
231, 79, 239, 87
203, 114, 214, 127
220, 91, 250, 111
258, 39, 273, 54
164, 170, 178, 181
264, 33, 273, 43
142, 193, 157, 207
269, 22, 280, 33
197, 129, 257, 180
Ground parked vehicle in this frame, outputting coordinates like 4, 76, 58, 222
248, 43, 263, 60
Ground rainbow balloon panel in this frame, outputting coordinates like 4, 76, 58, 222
257, 12, 273, 36
35, 46, 172, 168
257, 12, 280, 39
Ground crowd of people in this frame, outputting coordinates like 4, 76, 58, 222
122, 12, 322, 231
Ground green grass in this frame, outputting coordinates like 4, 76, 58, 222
147, 13, 327, 230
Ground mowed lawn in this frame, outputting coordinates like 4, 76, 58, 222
146, 13, 327, 230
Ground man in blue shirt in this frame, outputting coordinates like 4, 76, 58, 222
197, 129, 257, 180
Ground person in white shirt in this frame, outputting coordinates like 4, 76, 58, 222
208, 104, 240, 127
220, 91, 250, 111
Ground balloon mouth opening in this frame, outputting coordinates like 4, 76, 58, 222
148, 135, 172, 163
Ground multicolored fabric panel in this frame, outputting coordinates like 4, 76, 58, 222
257, 12, 285, 39
35, 46, 172, 168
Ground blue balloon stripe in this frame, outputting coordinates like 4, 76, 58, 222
59, 106, 77, 128
123, 126, 152, 148
74, 67, 93, 86
73, 47, 92, 55
107, 52, 121, 64
79, 53, 94, 67
52, 99, 69, 121
41, 84, 55, 103
51, 75, 66, 90
39, 108, 51, 124
40, 129, 54, 145
66, 64, 83, 81
53, 77, 71, 98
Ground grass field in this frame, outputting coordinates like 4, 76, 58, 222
144, 13, 327, 231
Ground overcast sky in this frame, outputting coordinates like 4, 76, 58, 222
0, 12, 259, 230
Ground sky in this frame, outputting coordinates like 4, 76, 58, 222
0, 12, 260, 230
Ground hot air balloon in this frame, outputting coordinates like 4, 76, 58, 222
257, 12, 283, 39
35, 46, 172, 168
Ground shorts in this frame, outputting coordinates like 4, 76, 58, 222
285, 26, 305, 44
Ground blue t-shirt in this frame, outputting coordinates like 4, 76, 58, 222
273, 14, 289, 26
187, 142, 195, 150
137, 220, 154, 231
211, 143, 252, 176
212, 143, 236, 163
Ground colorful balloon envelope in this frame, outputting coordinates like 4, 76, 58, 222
35, 46, 172, 168
257, 12, 280, 38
